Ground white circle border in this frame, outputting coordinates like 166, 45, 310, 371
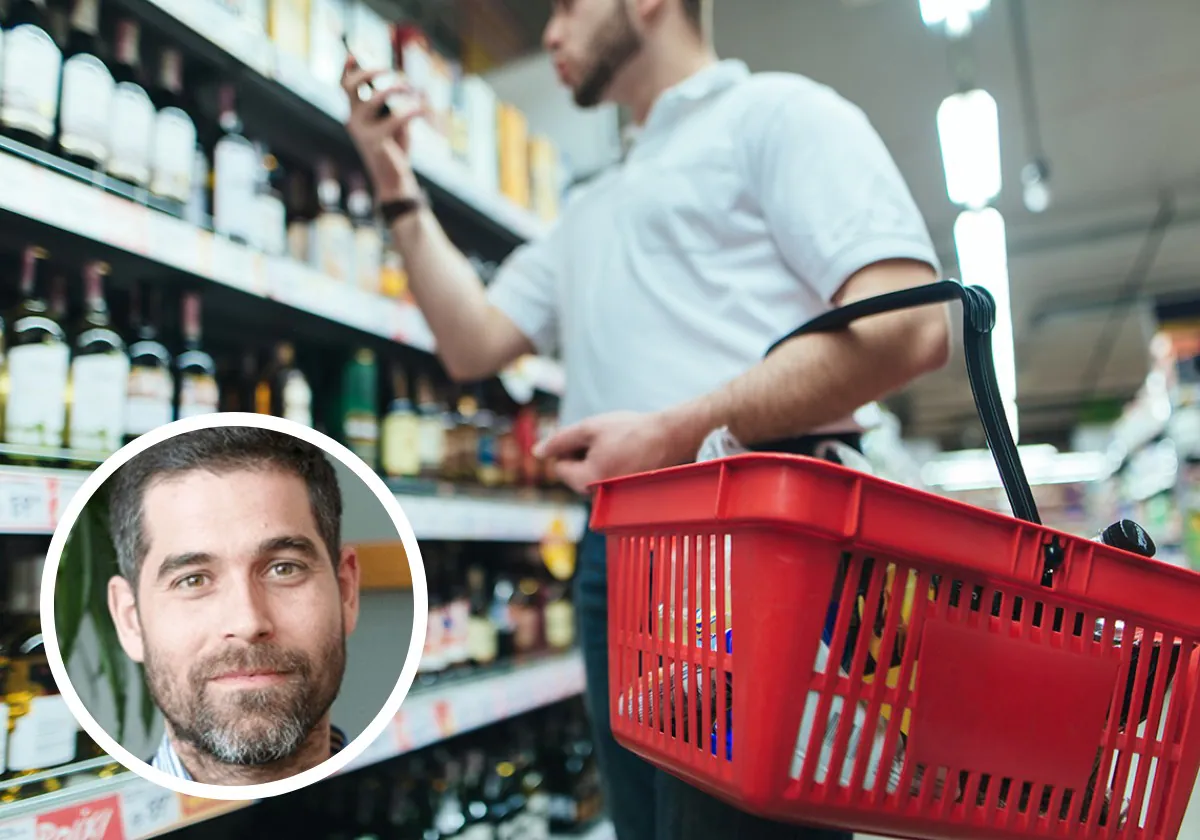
39, 412, 429, 801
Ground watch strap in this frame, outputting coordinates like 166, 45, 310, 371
380, 191, 429, 225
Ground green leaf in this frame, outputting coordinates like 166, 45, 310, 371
54, 509, 87, 665
139, 663, 156, 738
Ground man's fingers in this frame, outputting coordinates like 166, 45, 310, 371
535, 422, 594, 460
340, 66, 390, 101
362, 83, 418, 116
554, 460, 594, 495
370, 102, 426, 140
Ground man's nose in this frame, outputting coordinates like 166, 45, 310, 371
543, 16, 563, 52
220, 578, 276, 642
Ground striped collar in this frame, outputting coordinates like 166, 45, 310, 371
151, 725, 348, 781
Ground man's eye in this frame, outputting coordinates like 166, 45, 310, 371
269, 562, 302, 577
177, 574, 208, 590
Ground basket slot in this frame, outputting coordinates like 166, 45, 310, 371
1144, 638, 1196, 835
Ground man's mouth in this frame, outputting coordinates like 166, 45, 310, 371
209, 669, 291, 687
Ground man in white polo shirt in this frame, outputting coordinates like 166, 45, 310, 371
343, 0, 948, 836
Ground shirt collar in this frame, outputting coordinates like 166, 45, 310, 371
633, 59, 751, 144
152, 725, 348, 781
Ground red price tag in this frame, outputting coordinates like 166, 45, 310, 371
433, 699, 456, 739
36, 795, 123, 840
394, 711, 413, 753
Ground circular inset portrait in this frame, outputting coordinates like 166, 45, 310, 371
40, 413, 427, 800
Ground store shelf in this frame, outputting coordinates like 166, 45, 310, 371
0, 147, 564, 397
122, 0, 548, 244
0, 652, 584, 839
0, 466, 587, 542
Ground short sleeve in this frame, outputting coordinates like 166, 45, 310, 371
485, 230, 562, 356
740, 79, 942, 302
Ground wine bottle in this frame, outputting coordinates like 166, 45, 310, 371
3, 247, 70, 450
311, 158, 353, 283
125, 282, 174, 443
253, 144, 287, 256
175, 292, 219, 418
416, 375, 447, 480
106, 17, 154, 187
212, 83, 258, 244
56, 0, 112, 170
348, 171, 382, 293
149, 46, 197, 205
67, 261, 129, 454
382, 362, 420, 479
0, 0, 62, 150
341, 347, 379, 467
255, 341, 312, 426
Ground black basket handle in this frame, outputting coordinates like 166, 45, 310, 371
766, 280, 1041, 526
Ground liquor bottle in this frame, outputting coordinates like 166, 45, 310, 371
418, 550, 447, 682
415, 375, 447, 481
255, 341, 312, 426
183, 143, 210, 228
3, 247, 70, 450
106, 17, 154, 188
0, 0, 63, 151
514, 405, 539, 488
543, 582, 575, 652
381, 363, 420, 479
466, 562, 498, 668
1, 554, 76, 792
475, 392, 501, 488
251, 143, 287, 256
516, 724, 551, 840
175, 292, 219, 418
442, 547, 470, 669
67, 261, 129, 454
149, 46, 197, 205
348, 171, 382, 293
311, 159, 353, 283
431, 758, 468, 838
446, 389, 480, 483
491, 573, 517, 661
510, 577, 543, 656
56, 0, 113, 170
212, 83, 258, 244
285, 168, 315, 264
497, 417, 520, 487
341, 347, 379, 468
125, 282, 174, 443
460, 750, 491, 840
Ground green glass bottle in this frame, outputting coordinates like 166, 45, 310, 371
342, 348, 379, 470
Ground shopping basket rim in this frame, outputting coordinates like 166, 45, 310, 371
589, 451, 1200, 586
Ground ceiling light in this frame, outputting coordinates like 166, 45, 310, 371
920, 0, 990, 37
921, 445, 1111, 491
938, 89, 1002, 208
955, 208, 1018, 441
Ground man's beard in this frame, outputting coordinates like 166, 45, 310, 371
573, 1, 643, 108
144, 633, 345, 767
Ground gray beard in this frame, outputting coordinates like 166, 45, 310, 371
144, 634, 345, 767
573, 2, 644, 108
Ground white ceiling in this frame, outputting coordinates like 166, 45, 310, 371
712, 0, 1200, 446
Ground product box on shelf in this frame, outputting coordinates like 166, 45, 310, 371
309, 0, 348, 86
458, 75, 501, 194
268, 0, 311, 63
499, 103, 531, 209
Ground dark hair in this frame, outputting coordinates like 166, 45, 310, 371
109, 427, 343, 589
682, 0, 703, 32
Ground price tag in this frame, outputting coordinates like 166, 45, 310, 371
36, 795, 123, 840
433, 699, 456, 739
0, 155, 46, 221
120, 784, 182, 839
0, 476, 54, 532
146, 213, 202, 274
0, 818, 35, 840
178, 796, 235, 820
394, 710, 413, 753
101, 195, 151, 257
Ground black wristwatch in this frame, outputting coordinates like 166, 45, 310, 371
380, 191, 429, 225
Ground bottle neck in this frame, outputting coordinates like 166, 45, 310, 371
83, 264, 106, 314
19, 249, 38, 299
182, 295, 203, 347
159, 48, 184, 96
70, 0, 100, 37
114, 19, 141, 69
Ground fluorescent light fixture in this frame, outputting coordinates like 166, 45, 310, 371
937, 89, 1002, 208
920, 0, 991, 37
954, 208, 1018, 441
922, 445, 1112, 491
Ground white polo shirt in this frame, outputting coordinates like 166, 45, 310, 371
487, 60, 941, 429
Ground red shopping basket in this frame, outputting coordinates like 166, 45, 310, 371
590, 282, 1200, 840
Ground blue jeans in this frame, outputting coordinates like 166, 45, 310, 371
575, 528, 853, 840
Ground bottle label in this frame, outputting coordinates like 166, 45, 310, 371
5, 342, 70, 448
179, 373, 219, 418
6, 694, 78, 771
354, 227, 383, 293
59, 54, 114, 162
0, 26, 62, 140
545, 600, 575, 650
126, 365, 175, 435
418, 416, 446, 471
255, 193, 288, 257
287, 221, 310, 264
151, 107, 197, 203
213, 135, 260, 241
312, 214, 355, 283
282, 372, 313, 427
345, 414, 379, 464
419, 605, 446, 672
69, 352, 131, 454
461, 826, 494, 840
466, 615, 498, 665
382, 413, 421, 478
108, 82, 155, 184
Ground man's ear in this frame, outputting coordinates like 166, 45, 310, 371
108, 575, 145, 664
337, 547, 361, 637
